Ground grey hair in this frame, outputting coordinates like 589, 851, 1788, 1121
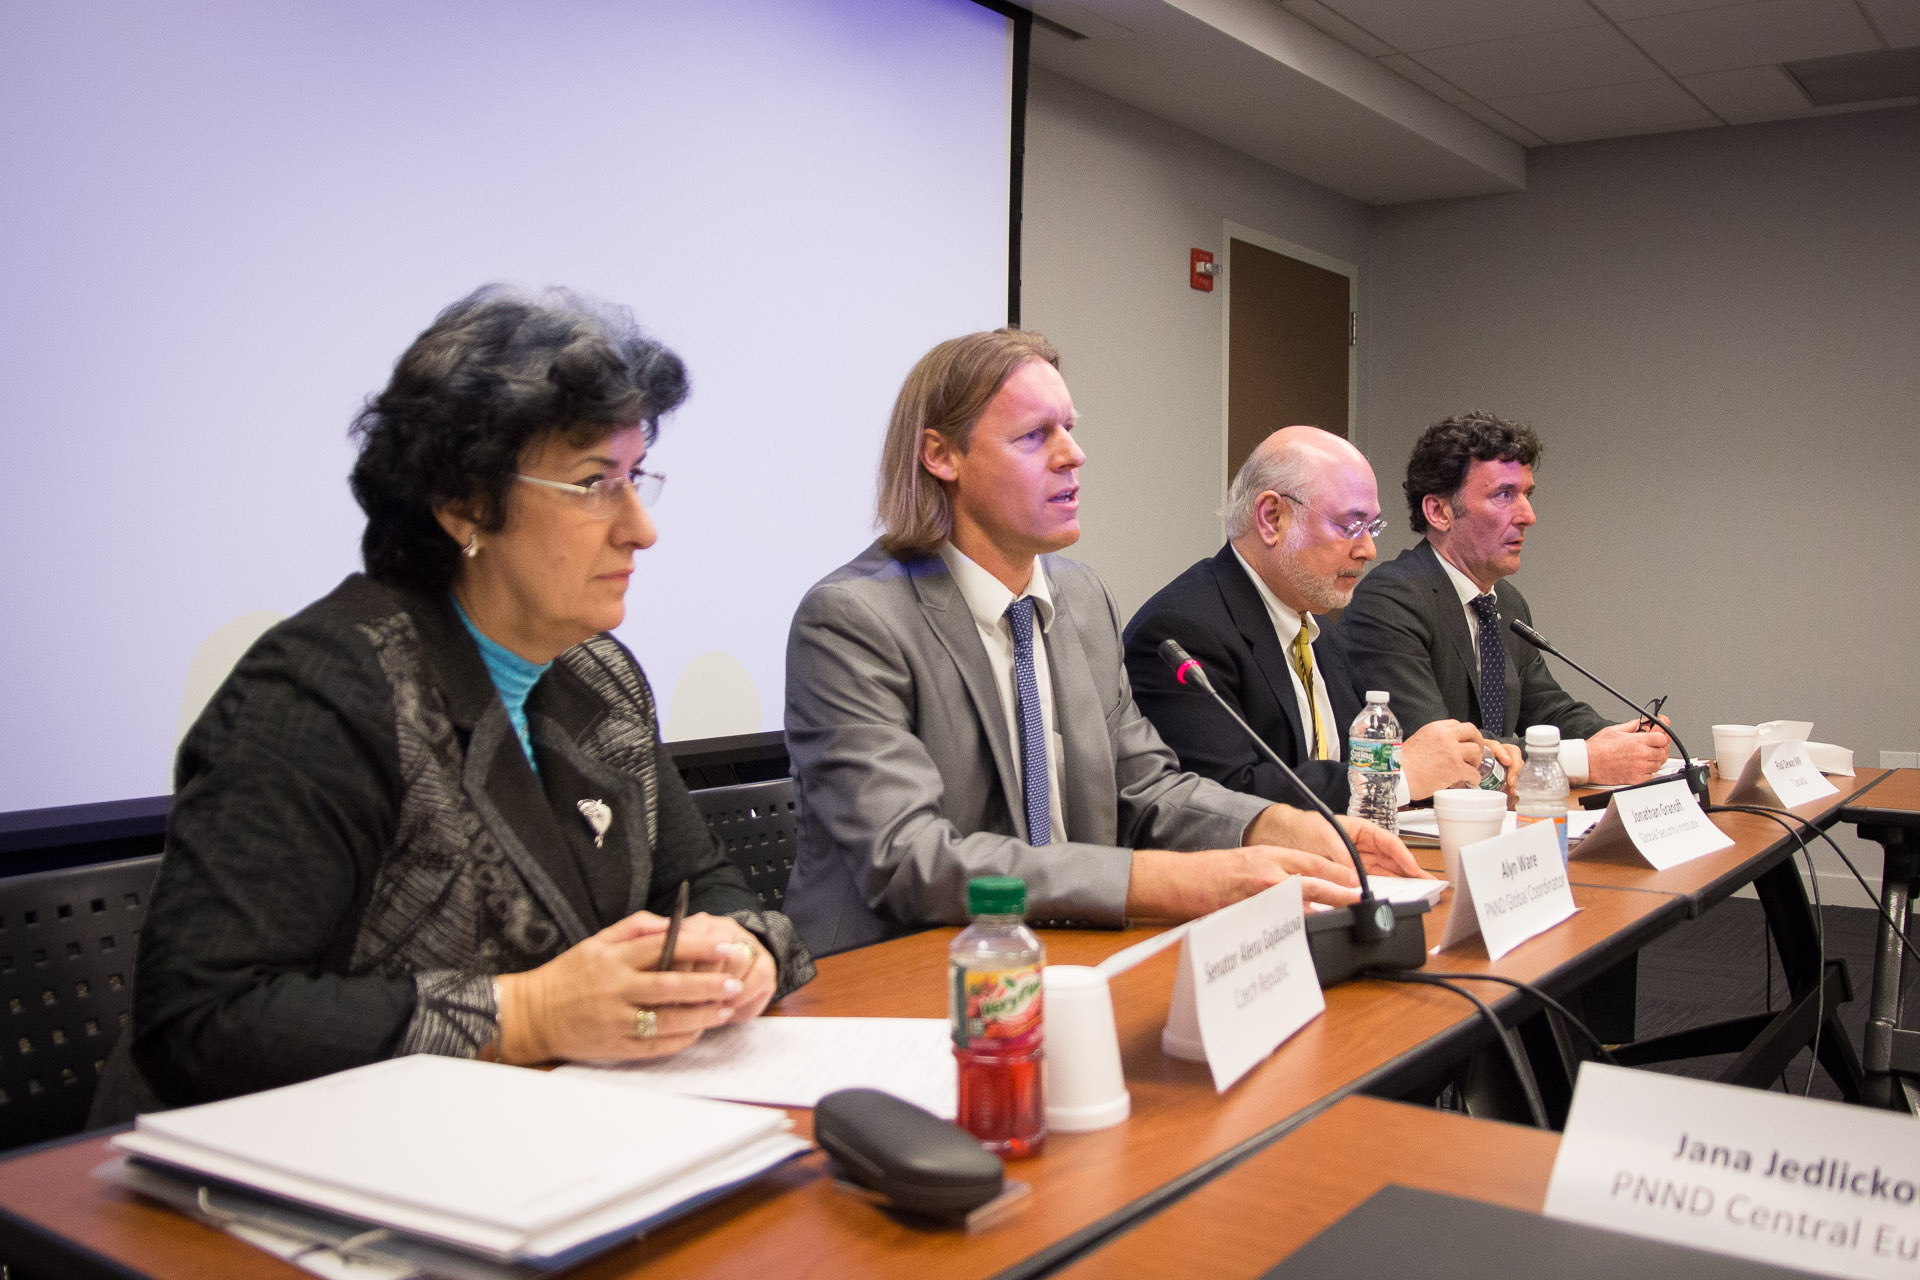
1222, 436, 1319, 539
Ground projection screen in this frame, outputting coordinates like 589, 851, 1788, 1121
0, 0, 1014, 812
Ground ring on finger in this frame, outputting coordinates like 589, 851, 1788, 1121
631, 1007, 659, 1040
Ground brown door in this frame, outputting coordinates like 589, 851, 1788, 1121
1226, 238, 1351, 483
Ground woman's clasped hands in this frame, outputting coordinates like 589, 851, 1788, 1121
490, 911, 778, 1065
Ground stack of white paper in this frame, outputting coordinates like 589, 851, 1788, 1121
1394, 808, 1603, 845
560, 1017, 956, 1118
111, 1055, 806, 1265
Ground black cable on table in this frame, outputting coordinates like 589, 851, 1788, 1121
1366, 969, 1551, 1129
1388, 969, 1621, 1067
1707, 802, 1826, 1095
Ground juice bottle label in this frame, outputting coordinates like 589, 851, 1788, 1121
1516, 811, 1569, 858
1348, 739, 1402, 773
950, 964, 1043, 1051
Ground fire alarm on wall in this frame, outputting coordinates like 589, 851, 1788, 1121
1190, 248, 1217, 292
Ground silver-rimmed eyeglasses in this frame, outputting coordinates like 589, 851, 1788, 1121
516, 469, 665, 516
1282, 493, 1385, 540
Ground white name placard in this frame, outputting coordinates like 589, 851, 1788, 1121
1763, 739, 1841, 806
1577, 779, 1733, 870
1159, 878, 1323, 1093
1727, 736, 1838, 808
1437, 819, 1576, 960
1546, 1062, 1920, 1279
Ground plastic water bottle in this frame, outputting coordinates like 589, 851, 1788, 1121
1345, 690, 1402, 835
949, 876, 1045, 1158
1477, 744, 1507, 792
1514, 726, 1571, 861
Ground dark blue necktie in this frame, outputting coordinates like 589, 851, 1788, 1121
1004, 597, 1051, 847
1470, 594, 1507, 736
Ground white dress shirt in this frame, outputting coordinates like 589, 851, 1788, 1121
937, 542, 1069, 844
1232, 548, 1337, 760
1434, 552, 1590, 783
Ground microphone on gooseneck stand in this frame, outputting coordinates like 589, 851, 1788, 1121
1156, 639, 1429, 985
1506, 618, 1711, 808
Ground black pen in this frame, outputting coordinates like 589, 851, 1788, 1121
656, 880, 690, 972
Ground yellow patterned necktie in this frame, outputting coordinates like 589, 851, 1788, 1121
1291, 621, 1331, 760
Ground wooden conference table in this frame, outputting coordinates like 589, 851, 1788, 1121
1412, 768, 1885, 1100
0, 771, 1884, 1280
1055, 1095, 1559, 1280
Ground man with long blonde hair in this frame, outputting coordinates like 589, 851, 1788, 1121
783, 330, 1421, 955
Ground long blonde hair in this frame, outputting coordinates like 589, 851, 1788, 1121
875, 328, 1060, 558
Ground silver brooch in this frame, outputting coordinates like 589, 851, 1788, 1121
576, 798, 612, 848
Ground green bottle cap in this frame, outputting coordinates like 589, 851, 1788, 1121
967, 876, 1026, 916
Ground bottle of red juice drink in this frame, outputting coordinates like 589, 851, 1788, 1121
948, 875, 1045, 1158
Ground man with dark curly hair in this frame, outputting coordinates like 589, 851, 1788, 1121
1339, 411, 1671, 786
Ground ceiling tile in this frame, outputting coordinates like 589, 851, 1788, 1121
1621, 0, 1884, 77
1858, 0, 1920, 45
1454, 96, 1550, 145
1680, 63, 1817, 121
1809, 92, 1920, 112
1489, 77, 1720, 142
1376, 52, 1473, 102
1313, 0, 1600, 52
1279, 0, 1395, 57
1411, 24, 1664, 98
1685, 64, 1918, 122
1589, 0, 1745, 19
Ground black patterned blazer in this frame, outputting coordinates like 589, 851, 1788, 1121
119, 574, 811, 1111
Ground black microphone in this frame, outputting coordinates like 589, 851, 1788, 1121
1157, 638, 1428, 984
1506, 619, 1710, 807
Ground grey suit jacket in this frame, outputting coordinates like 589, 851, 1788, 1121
1338, 541, 1609, 745
784, 541, 1271, 956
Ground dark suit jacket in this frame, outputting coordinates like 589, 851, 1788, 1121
1123, 545, 1364, 811
122, 575, 812, 1112
1338, 541, 1607, 744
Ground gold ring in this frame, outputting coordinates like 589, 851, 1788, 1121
631, 1008, 659, 1040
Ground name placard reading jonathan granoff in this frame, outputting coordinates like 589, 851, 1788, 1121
1438, 818, 1576, 960
1161, 878, 1322, 1093
1545, 1062, 1920, 1278
1577, 778, 1733, 871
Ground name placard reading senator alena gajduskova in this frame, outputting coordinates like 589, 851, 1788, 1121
1546, 1063, 1920, 1277
1168, 877, 1323, 1093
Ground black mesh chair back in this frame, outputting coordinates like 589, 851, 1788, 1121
688, 779, 797, 912
0, 855, 161, 1151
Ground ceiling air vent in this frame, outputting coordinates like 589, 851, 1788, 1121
1783, 45, 1920, 107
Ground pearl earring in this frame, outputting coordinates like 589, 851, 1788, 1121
463, 533, 480, 559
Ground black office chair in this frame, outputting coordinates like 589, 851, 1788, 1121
688, 779, 798, 913
0, 855, 161, 1152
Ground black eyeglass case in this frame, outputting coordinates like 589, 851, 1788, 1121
814, 1088, 1004, 1220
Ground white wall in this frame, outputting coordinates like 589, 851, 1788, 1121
1026, 69, 1914, 903
1021, 68, 1371, 618
1363, 107, 1920, 904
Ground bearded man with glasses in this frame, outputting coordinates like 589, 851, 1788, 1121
1125, 426, 1503, 812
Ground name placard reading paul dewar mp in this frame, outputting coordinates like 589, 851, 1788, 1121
1546, 1063, 1920, 1278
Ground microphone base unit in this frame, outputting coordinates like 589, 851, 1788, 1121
1307, 901, 1430, 986
1576, 762, 1712, 811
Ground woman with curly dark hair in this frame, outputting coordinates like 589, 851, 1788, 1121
98, 285, 813, 1117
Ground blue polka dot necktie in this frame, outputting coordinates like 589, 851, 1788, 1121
1004, 596, 1051, 847
1470, 593, 1507, 736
